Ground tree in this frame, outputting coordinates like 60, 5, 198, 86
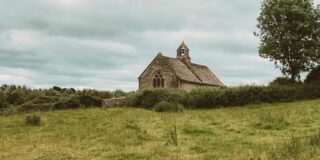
0, 91, 8, 110
256, 0, 317, 81
305, 66, 320, 84
311, 5, 320, 64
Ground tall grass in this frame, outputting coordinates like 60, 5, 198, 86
251, 112, 289, 130
0, 99, 320, 159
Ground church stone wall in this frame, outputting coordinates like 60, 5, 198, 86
139, 57, 179, 90
180, 81, 202, 91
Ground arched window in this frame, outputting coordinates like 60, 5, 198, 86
153, 71, 165, 88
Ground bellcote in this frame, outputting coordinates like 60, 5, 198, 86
177, 41, 191, 65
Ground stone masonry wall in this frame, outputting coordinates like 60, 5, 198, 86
139, 57, 179, 90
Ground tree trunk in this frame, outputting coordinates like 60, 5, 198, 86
290, 73, 297, 82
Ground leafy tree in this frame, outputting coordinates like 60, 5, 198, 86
311, 5, 320, 64
0, 84, 9, 91
5, 85, 25, 105
0, 91, 8, 110
256, 0, 317, 81
305, 66, 320, 84
113, 89, 126, 97
52, 86, 62, 92
63, 88, 76, 95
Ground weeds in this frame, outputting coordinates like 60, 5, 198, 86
271, 132, 320, 159
1, 99, 320, 159
183, 126, 214, 136
166, 126, 178, 146
309, 131, 320, 146
25, 114, 41, 126
252, 112, 289, 130
282, 137, 304, 156
124, 120, 147, 143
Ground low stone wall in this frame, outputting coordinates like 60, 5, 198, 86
103, 97, 125, 107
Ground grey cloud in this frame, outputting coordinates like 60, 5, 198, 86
0, 0, 287, 90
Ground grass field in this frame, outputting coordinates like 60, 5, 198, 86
1, 100, 320, 160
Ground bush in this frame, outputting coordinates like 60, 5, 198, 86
19, 96, 58, 112
305, 67, 320, 85
185, 86, 267, 108
269, 77, 301, 86
0, 84, 130, 113
42, 89, 62, 97
6, 89, 25, 105
53, 96, 81, 110
79, 95, 103, 107
2, 106, 19, 116
153, 101, 185, 112
123, 89, 186, 109
0, 91, 8, 111
124, 84, 320, 109
31, 96, 58, 104
19, 102, 53, 112
25, 114, 41, 126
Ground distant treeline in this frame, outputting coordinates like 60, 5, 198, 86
0, 85, 127, 114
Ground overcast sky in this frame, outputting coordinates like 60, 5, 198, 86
0, 0, 319, 91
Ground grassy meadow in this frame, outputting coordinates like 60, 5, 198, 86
1, 100, 320, 160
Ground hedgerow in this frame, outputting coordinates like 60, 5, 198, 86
2, 82, 320, 114
0, 85, 122, 114
124, 84, 320, 109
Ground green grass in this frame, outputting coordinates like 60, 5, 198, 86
1, 100, 320, 160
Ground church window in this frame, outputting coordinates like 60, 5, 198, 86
153, 71, 165, 88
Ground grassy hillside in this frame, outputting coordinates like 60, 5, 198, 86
1, 100, 320, 160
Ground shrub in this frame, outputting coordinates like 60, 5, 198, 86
185, 87, 224, 108
53, 96, 81, 110
25, 114, 41, 126
123, 84, 320, 109
6, 89, 25, 105
124, 89, 186, 109
42, 89, 62, 97
2, 106, 19, 116
31, 96, 58, 104
19, 103, 53, 112
153, 101, 184, 113
305, 66, 320, 85
52, 86, 62, 92
0, 91, 8, 111
79, 95, 103, 107
185, 86, 267, 108
19, 96, 58, 112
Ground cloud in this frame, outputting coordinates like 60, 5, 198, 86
0, 0, 286, 91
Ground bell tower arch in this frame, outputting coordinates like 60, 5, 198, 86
177, 41, 191, 65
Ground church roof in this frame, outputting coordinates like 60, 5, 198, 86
177, 41, 189, 51
139, 54, 224, 86
167, 57, 202, 83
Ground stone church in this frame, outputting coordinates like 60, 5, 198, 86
138, 42, 224, 91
